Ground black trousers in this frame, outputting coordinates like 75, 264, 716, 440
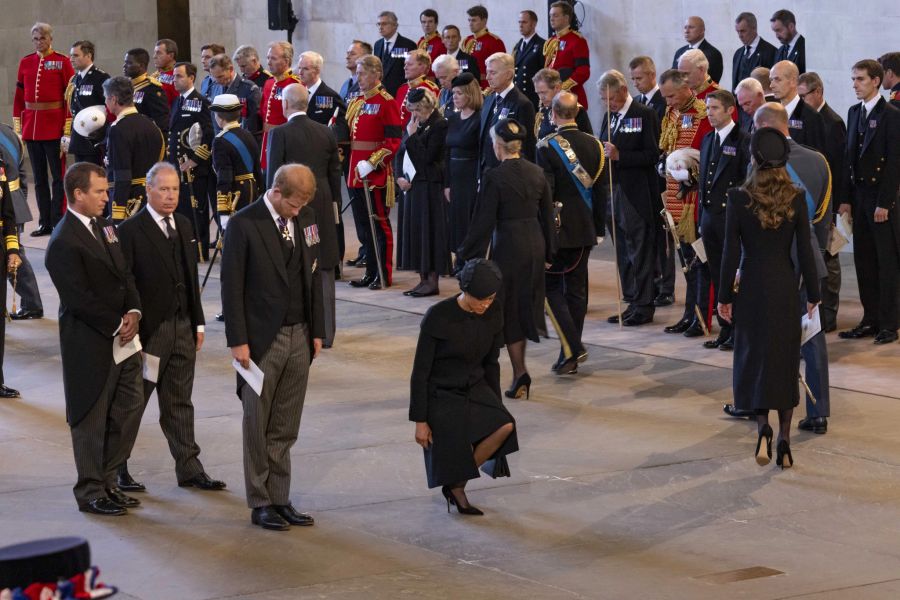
74, 151, 103, 166
700, 208, 730, 332
653, 177, 675, 296
348, 187, 372, 260
26, 139, 64, 228
610, 187, 656, 317
545, 246, 590, 362
8, 225, 42, 312
681, 240, 711, 324
852, 189, 900, 331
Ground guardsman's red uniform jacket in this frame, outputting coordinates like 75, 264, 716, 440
395, 76, 441, 126
259, 70, 301, 169
14, 49, 75, 141
544, 28, 590, 108
463, 30, 506, 89
346, 85, 402, 206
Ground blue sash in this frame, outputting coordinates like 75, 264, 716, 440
548, 137, 592, 209
222, 130, 253, 174
0, 134, 21, 166
785, 163, 815, 219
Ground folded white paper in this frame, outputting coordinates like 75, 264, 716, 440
837, 212, 852, 240
691, 237, 707, 263
801, 306, 821, 346
827, 224, 849, 255
142, 352, 160, 383
113, 334, 142, 365
232, 358, 264, 396
402, 151, 416, 182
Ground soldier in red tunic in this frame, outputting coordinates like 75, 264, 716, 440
259, 41, 301, 171
346, 55, 402, 290
679, 49, 739, 122
544, 1, 591, 109
658, 69, 714, 337
14, 22, 75, 235
395, 51, 441, 126
463, 5, 506, 89
151, 38, 180, 107
417, 9, 446, 78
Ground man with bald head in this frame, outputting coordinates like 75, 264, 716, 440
267, 84, 342, 348
735, 77, 766, 133
672, 16, 723, 84
770, 60, 825, 151
223, 163, 325, 530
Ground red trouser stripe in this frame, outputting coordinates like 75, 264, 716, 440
371, 187, 393, 284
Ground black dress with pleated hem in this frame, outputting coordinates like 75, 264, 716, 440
409, 297, 518, 489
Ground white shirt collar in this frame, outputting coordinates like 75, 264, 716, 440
717, 120, 736, 144
862, 94, 881, 114
784, 94, 801, 117
747, 35, 760, 52
617, 94, 633, 118
522, 33, 536, 45
146, 204, 175, 234
642, 85, 659, 100
689, 38, 705, 49
384, 33, 399, 47
263, 191, 295, 238
287, 111, 307, 120
498, 82, 515, 99
78, 65, 93, 79
785, 33, 800, 54
67, 206, 95, 231
181, 88, 194, 99
307, 79, 322, 97
448, 48, 459, 58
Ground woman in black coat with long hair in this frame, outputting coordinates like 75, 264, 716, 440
410, 259, 518, 515
718, 128, 820, 469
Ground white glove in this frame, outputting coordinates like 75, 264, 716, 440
219, 215, 229, 231
60, 136, 70, 153
356, 160, 375, 179
668, 167, 692, 182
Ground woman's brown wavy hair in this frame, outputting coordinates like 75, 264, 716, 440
740, 165, 800, 229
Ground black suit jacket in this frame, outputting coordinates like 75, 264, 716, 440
513, 34, 546, 109
731, 38, 778, 91
673, 39, 724, 84
223, 74, 262, 143
598, 100, 661, 223
222, 198, 325, 363
788, 98, 826, 152
635, 89, 666, 124
68, 65, 110, 156
308, 80, 349, 144
117, 208, 204, 341
819, 102, 847, 206
167, 90, 214, 176
479, 86, 537, 171
698, 125, 751, 215
374, 35, 418, 96
266, 115, 342, 269
774, 35, 806, 74
842, 97, 900, 209
45, 213, 142, 426
536, 124, 606, 246
453, 50, 481, 84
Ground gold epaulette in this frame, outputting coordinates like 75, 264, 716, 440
561, 79, 577, 91
147, 76, 163, 87
378, 88, 395, 101
263, 69, 273, 78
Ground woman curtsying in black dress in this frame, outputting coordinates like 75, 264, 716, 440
409, 260, 518, 515
718, 128, 820, 470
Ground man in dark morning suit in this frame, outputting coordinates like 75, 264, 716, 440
64, 41, 109, 165
298, 51, 348, 138
731, 12, 778, 92
374, 11, 418, 97
512, 10, 545, 110
770, 9, 806, 74
838, 60, 900, 346
598, 69, 661, 325
770, 61, 826, 152
697, 90, 750, 352
222, 164, 325, 531
339, 40, 371, 268
442, 25, 481, 85
672, 16, 724, 84
0, 153, 23, 398
537, 92, 605, 375
167, 62, 214, 261
533, 68, 592, 139
480, 53, 537, 173
629, 56, 673, 307
267, 84, 342, 348
799, 72, 848, 333
117, 163, 226, 490
45, 162, 144, 516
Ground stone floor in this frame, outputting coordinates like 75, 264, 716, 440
2, 218, 899, 599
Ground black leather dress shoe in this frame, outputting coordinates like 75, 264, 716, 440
368, 277, 388, 290
555, 357, 578, 375
10, 309, 43, 320
30, 226, 52, 237
409, 288, 438, 297
106, 487, 141, 507
273, 503, 315, 526
215, 312, 225, 322
718, 336, 734, 351
623, 313, 653, 326
798, 416, 827, 434
251, 506, 290, 530
664, 317, 692, 334
723, 403, 755, 418
653, 293, 675, 307
79, 497, 127, 516
117, 469, 146, 492
874, 330, 899, 345
607, 309, 634, 324
0, 384, 21, 398
348, 274, 375, 288
179, 472, 227, 490
838, 323, 877, 339
683, 321, 704, 337
345, 256, 366, 267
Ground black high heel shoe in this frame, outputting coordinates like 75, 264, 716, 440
755, 424, 773, 466
441, 485, 484, 515
776, 440, 793, 469
504, 373, 531, 399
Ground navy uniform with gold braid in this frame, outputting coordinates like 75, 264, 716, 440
106, 106, 165, 223
132, 74, 170, 135
0, 159, 22, 394
64, 65, 110, 164
212, 108, 261, 225
535, 103, 593, 140
536, 123, 605, 371
167, 89, 214, 259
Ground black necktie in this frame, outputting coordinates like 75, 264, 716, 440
75, 73, 83, 86
858, 106, 868, 134
713, 132, 722, 156
164, 216, 177, 239
382, 41, 391, 62
744, 45, 752, 58
90, 218, 104, 246
638, 94, 646, 105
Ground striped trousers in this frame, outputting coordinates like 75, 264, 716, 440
240, 322, 311, 508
